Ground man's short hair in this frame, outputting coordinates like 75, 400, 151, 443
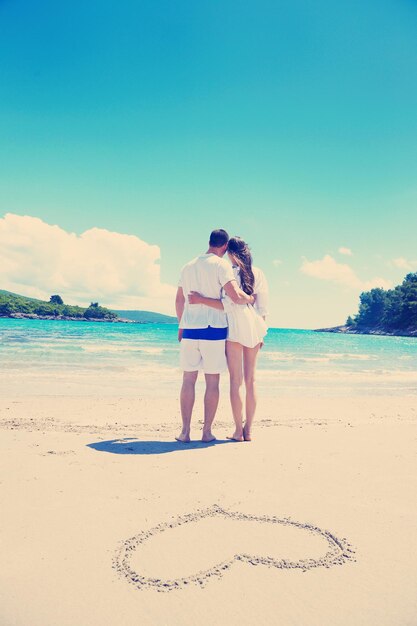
209, 229, 229, 248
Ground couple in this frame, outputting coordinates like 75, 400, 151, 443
175, 229, 268, 443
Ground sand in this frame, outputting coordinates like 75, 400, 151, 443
1, 393, 417, 626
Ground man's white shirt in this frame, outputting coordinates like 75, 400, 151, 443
178, 253, 235, 329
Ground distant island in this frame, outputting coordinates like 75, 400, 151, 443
0, 290, 176, 324
111, 309, 176, 324
316, 272, 417, 337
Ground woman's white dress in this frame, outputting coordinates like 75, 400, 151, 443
223, 266, 269, 348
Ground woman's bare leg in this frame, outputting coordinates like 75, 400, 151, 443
243, 344, 261, 441
226, 341, 244, 441
202, 373, 220, 442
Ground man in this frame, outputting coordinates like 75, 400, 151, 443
175, 229, 254, 442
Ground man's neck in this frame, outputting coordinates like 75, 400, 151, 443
206, 247, 223, 258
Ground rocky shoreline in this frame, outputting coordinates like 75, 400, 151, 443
315, 324, 417, 338
2, 312, 137, 323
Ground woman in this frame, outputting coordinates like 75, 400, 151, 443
188, 237, 268, 442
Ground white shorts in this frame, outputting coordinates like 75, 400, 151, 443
180, 339, 227, 374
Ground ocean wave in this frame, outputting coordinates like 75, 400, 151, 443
261, 351, 377, 363
0, 334, 31, 344
262, 351, 374, 363
82, 343, 172, 355
324, 353, 374, 361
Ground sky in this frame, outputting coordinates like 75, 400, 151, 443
1, 0, 417, 327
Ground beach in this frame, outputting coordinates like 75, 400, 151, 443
2, 0, 417, 621
1, 320, 417, 625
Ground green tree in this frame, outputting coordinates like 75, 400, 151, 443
0, 301, 17, 316
33, 303, 54, 316
349, 272, 417, 332
400, 273, 417, 329
84, 304, 117, 320
0, 291, 118, 321
355, 288, 387, 328
382, 287, 403, 330
50, 295, 64, 305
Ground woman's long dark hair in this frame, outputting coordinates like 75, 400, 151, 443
227, 237, 255, 295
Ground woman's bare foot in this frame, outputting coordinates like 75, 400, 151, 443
175, 432, 190, 443
227, 430, 244, 442
201, 430, 216, 443
243, 426, 252, 442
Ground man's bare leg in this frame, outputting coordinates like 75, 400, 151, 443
176, 370, 198, 442
202, 373, 220, 442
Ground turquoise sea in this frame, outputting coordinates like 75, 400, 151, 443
1, 318, 416, 397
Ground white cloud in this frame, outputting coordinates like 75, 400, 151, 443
338, 247, 352, 256
0, 213, 176, 313
392, 257, 417, 271
272, 259, 282, 267
300, 254, 392, 291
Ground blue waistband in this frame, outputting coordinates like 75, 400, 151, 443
182, 326, 227, 340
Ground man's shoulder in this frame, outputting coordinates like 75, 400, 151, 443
209, 256, 235, 279
181, 254, 233, 277
182, 254, 227, 268
206, 255, 229, 268
215, 255, 230, 266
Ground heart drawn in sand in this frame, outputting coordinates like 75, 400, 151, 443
113, 505, 355, 592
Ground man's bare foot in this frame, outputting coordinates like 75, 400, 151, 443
175, 432, 190, 443
226, 430, 244, 442
201, 431, 216, 443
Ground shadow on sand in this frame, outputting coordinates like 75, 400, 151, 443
87, 437, 234, 455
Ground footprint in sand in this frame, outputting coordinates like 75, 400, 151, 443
114, 505, 355, 591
